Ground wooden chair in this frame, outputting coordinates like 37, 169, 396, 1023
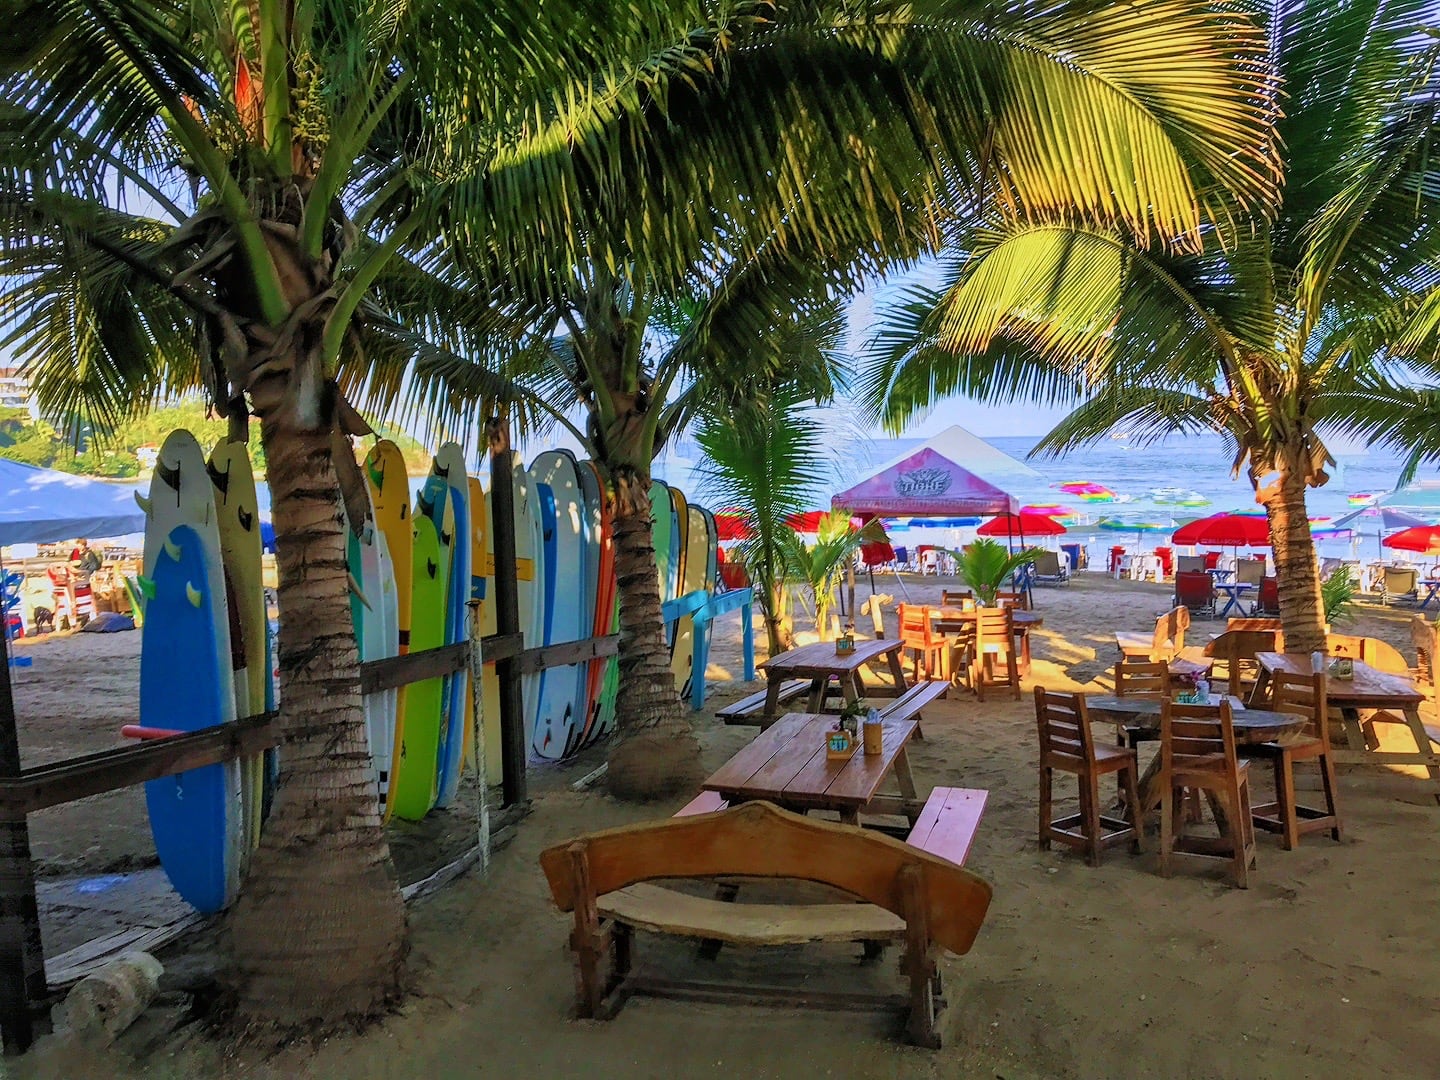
537, 801, 993, 1048
1115, 605, 1214, 680
1205, 629, 1278, 699
940, 588, 973, 607
969, 606, 1021, 700
1157, 699, 1257, 888
897, 604, 947, 681
995, 589, 1031, 612
1114, 660, 1171, 698
1411, 617, 1440, 748
1034, 688, 1141, 866
1247, 670, 1341, 850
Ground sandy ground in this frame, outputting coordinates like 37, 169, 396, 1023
12, 572, 1440, 1077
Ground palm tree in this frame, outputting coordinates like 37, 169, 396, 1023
393, 0, 1282, 796
0, 0, 753, 1029
862, 0, 1437, 655
694, 324, 847, 657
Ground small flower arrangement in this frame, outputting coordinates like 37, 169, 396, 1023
1171, 670, 1209, 704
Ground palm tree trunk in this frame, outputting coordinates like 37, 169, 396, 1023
606, 464, 703, 800
1257, 450, 1326, 655
227, 408, 406, 1027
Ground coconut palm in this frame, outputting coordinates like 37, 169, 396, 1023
781, 510, 888, 640
393, 0, 1282, 795
862, 0, 1438, 655
0, 0, 791, 1030
949, 538, 1044, 606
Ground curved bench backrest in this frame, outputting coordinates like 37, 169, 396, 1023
540, 801, 993, 956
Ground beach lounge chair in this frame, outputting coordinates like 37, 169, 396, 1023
1175, 555, 1205, 574
1035, 689, 1140, 866
1031, 550, 1069, 586
1157, 699, 1257, 888
1235, 559, 1266, 587
1250, 576, 1280, 615
1173, 570, 1216, 617
1383, 566, 1420, 606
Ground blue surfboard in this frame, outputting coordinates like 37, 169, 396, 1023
141, 525, 240, 914
432, 447, 471, 806
530, 482, 563, 757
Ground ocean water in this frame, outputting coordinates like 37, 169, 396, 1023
656, 431, 1440, 560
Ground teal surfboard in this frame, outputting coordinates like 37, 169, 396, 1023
141, 525, 242, 914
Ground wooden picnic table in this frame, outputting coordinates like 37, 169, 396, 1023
1252, 652, 1440, 804
701, 712, 923, 826
931, 608, 1043, 676
758, 638, 908, 723
1086, 694, 1309, 823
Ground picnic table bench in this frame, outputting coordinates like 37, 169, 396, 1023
541, 796, 991, 1047
716, 679, 812, 724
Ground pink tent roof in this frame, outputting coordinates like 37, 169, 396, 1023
832, 446, 1018, 516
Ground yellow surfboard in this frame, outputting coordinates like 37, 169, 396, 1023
363, 439, 412, 822
667, 488, 691, 689
208, 440, 266, 851
673, 503, 711, 694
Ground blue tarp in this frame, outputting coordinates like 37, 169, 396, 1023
0, 457, 148, 545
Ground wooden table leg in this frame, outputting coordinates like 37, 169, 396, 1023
1402, 707, 1440, 805
806, 677, 826, 713
893, 746, 921, 824
763, 675, 783, 722
1340, 706, 1369, 752
1016, 629, 1032, 676
1247, 668, 1272, 708
885, 647, 911, 693
839, 806, 861, 826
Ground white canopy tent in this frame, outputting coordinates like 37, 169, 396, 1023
0, 458, 147, 545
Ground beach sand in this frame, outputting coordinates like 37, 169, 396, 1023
11, 573, 1440, 1077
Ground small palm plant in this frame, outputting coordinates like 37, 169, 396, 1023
781, 510, 888, 640
948, 539, 1044, 606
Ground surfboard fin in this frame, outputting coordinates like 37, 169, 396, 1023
185, 582, 203, 608
134, 492, 151, 513
348, 573, 373, 610
162, 537, 182, 561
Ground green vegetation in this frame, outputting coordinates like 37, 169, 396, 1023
1322, 566, 1359, 627
947, 539, 1044, 606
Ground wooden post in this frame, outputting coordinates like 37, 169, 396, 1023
0, 635, 45, 1053
486, 417, 527, 807
466, 600, 490, 874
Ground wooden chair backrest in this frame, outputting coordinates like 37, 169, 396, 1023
1114, 660, 1171, 697
1150, 606, 1191, 658
1227, 616, 1283, 649
1034, 687, 1098, 767
1360, 637, 1410, 675
974, 606, 1013, 654
897, 604, 940, 648
538, 801, 993, 956
1161, 699, 1240, 777
1206, 629, 1277, 693
1270, 670, 1329, 743
1326, 633, 1366, 659
941, 589, 973, 607
995, 590, 1030, 611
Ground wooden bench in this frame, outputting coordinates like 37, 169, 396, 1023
715, 679, 811, 724
905, 787, 987, 866
879, 680, 949, 726
539, 800, 992, 1047
674, 790, 729, 817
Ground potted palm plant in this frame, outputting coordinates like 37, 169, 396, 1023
947, 538, 1045, 606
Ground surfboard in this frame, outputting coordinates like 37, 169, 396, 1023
415, 472, 454, 811
530, 481, 560, 758
389, 515, 446, 820
464, 475, 489, 780
431, 444, 471, 807
207, 440, 265, 851
670, 503, 710, 694
530, 451, 587, 760
344, 488, 398, 809
139, 431, 237, 894
650, 480, 673, 621
363, 440, 411, 823
479, 487, 503, 786
512, 454, 545, 749
141, 525, 243, 915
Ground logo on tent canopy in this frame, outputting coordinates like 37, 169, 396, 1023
894, 467, 952, 497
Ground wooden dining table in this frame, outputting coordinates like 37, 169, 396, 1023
757, 638, 909, 723
1252, 652, 1440, 803
701, 711, 924, 826
930, 608, 1043, 675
